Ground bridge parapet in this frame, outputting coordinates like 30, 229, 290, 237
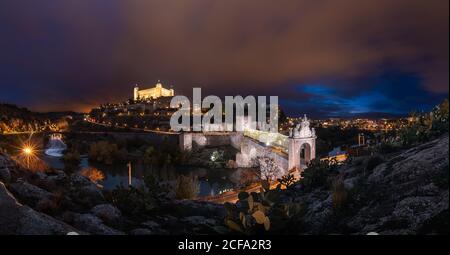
178, 114, 317, 179
243, 129, 288, 153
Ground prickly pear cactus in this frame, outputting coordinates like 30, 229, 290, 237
224, 180, 304, 234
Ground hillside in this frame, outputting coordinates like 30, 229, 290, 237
0, 134, 448, 235
294, 134, 448, 234
0, 103, 79, 134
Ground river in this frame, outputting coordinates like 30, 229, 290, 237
42, 134, 255, 197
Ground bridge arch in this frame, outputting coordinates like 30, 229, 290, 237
299, 141, 313, 166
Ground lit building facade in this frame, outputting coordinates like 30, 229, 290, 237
134, 81, 174, 100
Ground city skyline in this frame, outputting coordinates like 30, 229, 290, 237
0, 0, 448, 118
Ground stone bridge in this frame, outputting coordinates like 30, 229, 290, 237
179, 115, 317, 179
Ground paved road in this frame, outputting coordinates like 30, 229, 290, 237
198, 182, 282, 204
86, 119, 180, 135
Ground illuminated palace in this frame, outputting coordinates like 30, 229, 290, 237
133, 81, 174, 101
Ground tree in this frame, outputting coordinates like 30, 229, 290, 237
174, 174, 200, 199
63, 150, 81, 172
258, 156, 279, 181
88, 141, 127, 165
398, 100, 449, 147
143, 146, 156, 166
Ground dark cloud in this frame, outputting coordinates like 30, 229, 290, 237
0, 0, 448, 116
286, 71, 447, 118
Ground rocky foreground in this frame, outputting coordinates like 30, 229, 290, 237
0, 153, 226, 235
287, 134, 449, 234
1, 134, 448, 235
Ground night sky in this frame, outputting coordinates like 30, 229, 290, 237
0, 0, 448, 118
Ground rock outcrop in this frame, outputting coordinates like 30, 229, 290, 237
68, 174, 106, 209
71, 213, 124, 235
0, 182, 78, 235
298, 135, 449, 234
351, 135, 449, 234
91, 204, 122, 225
0, 153, 227, 235
0, 152, 16, 183
9, 180, 55, 208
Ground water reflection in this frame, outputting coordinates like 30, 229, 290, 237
42, 134, 258, 197
45, 133, 67, 157
43, 155, 248, 197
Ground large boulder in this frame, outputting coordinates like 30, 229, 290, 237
138, 220, 168, 235
129, 228, 154, 235
0, 153, 16, 169
0, 182, 79, 235
72, 213, 124, 235
33, 170, 67, 192
0, 154, 16, 183
69, 174, 105, 209
9, 180, 55, 208
164, 199, 227, 219
182, 215, 217, 226
91, 204, 122, 225
0, 168, 11, 183
300, 191, 334, 234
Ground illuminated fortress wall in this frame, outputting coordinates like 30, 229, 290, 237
134, 81, 174, 100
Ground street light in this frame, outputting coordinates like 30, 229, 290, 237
21, 145, 36, 169
23, 146, 33, 155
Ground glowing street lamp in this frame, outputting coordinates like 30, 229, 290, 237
20, 144, 36, 169
23, 146, 33, 155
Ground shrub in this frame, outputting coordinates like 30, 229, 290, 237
299, 158, 338, 191
378, 142, 401, 154
277, 173, 297, 189
80, 167, 105, 183
144, 174, 169, 197
143, 146, 156, 165
397, 100, 449, 147
433, 163, 449, 189
224, 181, 304, 234
331, 177, 348, 211
365, 155, 384, 173
64, 150, 81, 164
88, 141, 128, 165
174, 174, 200, 199
239, 168, 260, 187
108, 174, 169, 220
142, 145, 188, 167
110, 186, 156, 220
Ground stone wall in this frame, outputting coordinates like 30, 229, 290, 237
235, 137, 289, 178
179, 132, 240, 150
178, 132, 290, 177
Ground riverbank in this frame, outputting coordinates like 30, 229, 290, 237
0, 152, 228, 235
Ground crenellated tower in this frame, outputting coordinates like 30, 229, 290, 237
133, 84, 139, 101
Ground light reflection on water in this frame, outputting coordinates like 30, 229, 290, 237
43, 155, 242, 197
42, 134, 256, 197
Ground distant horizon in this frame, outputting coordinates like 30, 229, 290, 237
3, 98, 441, 120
